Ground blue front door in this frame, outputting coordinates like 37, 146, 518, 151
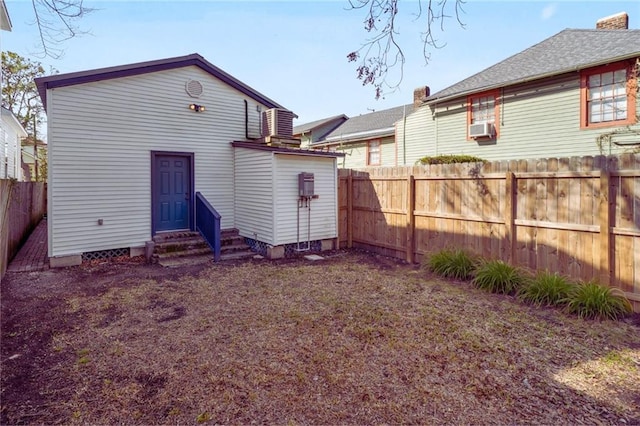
153, 154, 192, 233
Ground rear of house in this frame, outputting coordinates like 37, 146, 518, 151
36, 54, 341, 265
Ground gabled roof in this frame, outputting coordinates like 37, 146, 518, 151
1, 107, 28, 137
293, 114, 348, 135
35, 53, 285, 112
322, 104, 414, 144
427, 29, 640, 103
0, 0, 12, 31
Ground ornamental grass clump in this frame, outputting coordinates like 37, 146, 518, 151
427, 249, 477, 280
565, 281, 632, 320
518, 271, 574, 307
472, 260, 524, 295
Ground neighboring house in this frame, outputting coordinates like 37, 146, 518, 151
397, 12, 640, 163
313, 104, 414, 168
20, 138, 46, 181
293, 114, 347, 148
0, 107, 27, 180
36, 54, 342, 266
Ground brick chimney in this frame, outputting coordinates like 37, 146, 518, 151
596, 12, 629, 30
413, 86, 430, 108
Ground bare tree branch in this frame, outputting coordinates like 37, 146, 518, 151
347, 0, 466, 99
30, 0, 94, 59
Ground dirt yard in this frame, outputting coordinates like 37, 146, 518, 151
1, 251, 639, 425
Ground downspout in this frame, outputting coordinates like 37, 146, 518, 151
244, 100, 250, 140
402, 104, 407, 166
434, 102, 438, 156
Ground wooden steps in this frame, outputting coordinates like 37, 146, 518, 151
152, 229, 255, 266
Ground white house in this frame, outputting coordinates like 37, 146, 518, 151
1, 107, 27, 180
36, 54, 342, 266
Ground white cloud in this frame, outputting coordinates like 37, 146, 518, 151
541, 3, 558, 20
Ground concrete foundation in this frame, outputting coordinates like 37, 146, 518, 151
321, 239, 335, 251
130, 246, 145, 257
266, 245, 285, 259
49, 254, 82, 268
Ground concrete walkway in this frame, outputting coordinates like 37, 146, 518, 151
7, 218, 49, 272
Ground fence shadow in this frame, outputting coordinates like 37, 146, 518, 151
338, 154, 640, 311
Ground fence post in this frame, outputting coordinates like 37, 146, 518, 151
406, 174, 415, 263
599, 170, 612, 285
347, 170, 353, 249
504, 171, 516, 264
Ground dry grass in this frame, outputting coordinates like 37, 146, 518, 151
1, 251, 639, 424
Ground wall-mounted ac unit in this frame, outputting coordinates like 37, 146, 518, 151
262, 108, 294, 138
469, 122, 494, 138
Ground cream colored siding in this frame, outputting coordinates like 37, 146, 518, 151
403, 73, 640, 163
335, 136, 396, 168
337, 143, 366, 168
273, 154, 337, 245
47, 66, 269, 256
233, 147, 275, 245
379, 136, 396, 166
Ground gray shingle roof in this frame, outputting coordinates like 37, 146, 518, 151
427, 29, 640, 102
293, 114, 347, 135
323, 104, 414, 142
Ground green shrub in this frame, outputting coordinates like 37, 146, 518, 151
416, 154, 487, 165
565, 281, 632, 320
472, 260, 524, 294
427, 249, 477, 280
518, 271, 574, 307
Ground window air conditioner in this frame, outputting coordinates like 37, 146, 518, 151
469, 122, 494, 138
262, 108, 294, 138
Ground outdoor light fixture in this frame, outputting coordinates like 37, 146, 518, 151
189, 103, 205, 112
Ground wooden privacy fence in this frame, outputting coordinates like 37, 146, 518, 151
337, 154, 640, 310
0, 180, 47, 281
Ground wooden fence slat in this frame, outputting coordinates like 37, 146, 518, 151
338, 155, 640, 311
406, 175, 415, 263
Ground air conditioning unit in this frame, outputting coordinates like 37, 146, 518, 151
469, 122, 494, 138
262, 108, 294, 138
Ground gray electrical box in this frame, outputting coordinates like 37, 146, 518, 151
298, 172, 315, 197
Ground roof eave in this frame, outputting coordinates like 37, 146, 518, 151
35, 54, 286, 112
424, 52, 640, 105
318, 127, 395, 145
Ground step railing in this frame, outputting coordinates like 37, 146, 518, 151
195, 192, 221, 261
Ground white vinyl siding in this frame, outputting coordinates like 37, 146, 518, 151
273, 154, 337, 245
47, 66, 268, 256
1, 111, 26, 180
233, 148, 274, 245
401, 72, 640, 163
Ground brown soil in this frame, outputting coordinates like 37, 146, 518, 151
1, 251, 639, 425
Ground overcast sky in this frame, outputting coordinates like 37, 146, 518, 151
3, 0, 639, 127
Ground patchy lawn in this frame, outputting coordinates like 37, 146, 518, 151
1, 251, 639, 425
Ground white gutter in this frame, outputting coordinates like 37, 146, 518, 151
321, 126, 395, 145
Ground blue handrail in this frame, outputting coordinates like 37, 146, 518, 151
195, 192, 221, 261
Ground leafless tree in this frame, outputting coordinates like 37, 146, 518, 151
347, 0, 465, 99
30, 0, 94, 59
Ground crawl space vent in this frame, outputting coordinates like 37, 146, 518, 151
185, 79, 204, 98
